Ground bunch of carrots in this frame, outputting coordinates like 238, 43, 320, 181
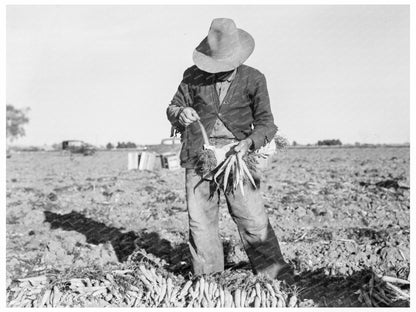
195, 120, 257, 195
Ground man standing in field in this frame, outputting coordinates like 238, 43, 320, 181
167, 18, 295, 284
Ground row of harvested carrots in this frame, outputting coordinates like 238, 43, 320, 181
136, 264, 297, 307
7, 264, 298, 308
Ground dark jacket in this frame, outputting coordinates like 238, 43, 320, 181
167, 64, 278, 168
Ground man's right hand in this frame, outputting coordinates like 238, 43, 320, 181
178, 107, 200, 127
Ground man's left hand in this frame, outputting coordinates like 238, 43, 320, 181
234, 138, 253, 157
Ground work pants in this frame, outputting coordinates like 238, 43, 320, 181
185, 168, 290, 278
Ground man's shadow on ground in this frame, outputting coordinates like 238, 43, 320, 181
43, 210, 408, 307
43, 210, 238, 275
43, 210, 191, 273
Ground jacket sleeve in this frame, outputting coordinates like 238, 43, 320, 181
247, 73, 278, 150
166, 71, 193, 136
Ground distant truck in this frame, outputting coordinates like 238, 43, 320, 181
161, 137, 181, 145
62, 140, 96, 156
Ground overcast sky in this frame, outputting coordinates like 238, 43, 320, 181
6, 5, 409, 146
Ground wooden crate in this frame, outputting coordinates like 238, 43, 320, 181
138, 152, 157, 170
128, 151, 157, 171
161, 153, 180, 170
127, 152, 139, 170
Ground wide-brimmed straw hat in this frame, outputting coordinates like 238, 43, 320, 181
193, 18, 255, 73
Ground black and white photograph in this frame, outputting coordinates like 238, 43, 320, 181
4, 2, 412, 308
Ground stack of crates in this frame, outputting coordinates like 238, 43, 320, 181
128, 151, 157, 171
128, 151, 180, 171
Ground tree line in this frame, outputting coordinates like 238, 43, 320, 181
5, 105, 348, 149
106, 142, 138, 149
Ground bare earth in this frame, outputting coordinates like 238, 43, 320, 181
6, 146, 410, 307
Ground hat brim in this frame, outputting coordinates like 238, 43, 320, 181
192, 29, 255, 73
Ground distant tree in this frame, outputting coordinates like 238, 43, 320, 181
127, 142, 137, 148
292, 141, 298, 146
6, 104, 30, 143
106, 142, 114, 150
116, 141, 137, 149
317, 139, 342, 146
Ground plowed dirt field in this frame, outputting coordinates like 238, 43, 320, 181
6, 146, 410, 307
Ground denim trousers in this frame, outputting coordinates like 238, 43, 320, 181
185, 168, 290, 279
